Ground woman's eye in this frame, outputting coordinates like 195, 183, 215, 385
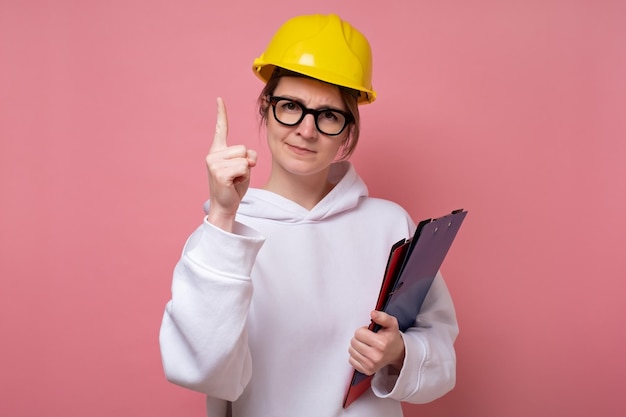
321, 111, 339, 121
281, 101, 299, 112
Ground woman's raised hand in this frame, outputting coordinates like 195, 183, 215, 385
205, 97, 257, 232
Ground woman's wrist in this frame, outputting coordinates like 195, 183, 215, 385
206, 209, 236, 233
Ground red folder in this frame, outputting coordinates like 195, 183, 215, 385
343, 209, 467, 408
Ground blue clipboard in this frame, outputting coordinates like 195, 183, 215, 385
343, 209, 467, 408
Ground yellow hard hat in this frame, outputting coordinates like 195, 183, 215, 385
252, 14, 376, 104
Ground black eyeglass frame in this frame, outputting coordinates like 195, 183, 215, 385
268, 96, 353, 136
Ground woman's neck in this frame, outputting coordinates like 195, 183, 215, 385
263, 168, 335, 210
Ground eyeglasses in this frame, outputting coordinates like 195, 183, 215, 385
268, 96, 353, 136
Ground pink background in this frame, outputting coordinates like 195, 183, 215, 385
1, 1, 625, 416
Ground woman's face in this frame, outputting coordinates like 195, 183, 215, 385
265, 76, 349, 180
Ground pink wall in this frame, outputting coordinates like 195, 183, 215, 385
1, 1, 625, 416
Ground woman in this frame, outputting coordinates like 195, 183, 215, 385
160, 13, 458, 417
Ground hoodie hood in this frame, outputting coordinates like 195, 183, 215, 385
236, 161, 368, 223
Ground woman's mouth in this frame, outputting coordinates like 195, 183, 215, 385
287, 143, 315, 155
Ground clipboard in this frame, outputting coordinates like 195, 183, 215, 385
343, 209, 467, 408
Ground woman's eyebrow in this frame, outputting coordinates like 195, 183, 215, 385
276, 95, 345, 112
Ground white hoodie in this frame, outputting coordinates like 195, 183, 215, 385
160, 162, 458, 417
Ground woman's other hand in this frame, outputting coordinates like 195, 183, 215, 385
348, 311, 406, 375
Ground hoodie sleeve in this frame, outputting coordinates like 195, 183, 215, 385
159, 219, 265, 401
370, 272, 458, 403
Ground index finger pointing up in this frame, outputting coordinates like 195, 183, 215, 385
211, 97, 228, 151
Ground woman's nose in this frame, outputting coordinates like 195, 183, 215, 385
295, 114, 318, 139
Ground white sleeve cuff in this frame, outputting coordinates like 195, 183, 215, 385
184, 218, 265, 278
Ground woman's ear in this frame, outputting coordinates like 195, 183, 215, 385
338, 124, 358, 160
343, 125, 354, 145
260, 96, 270, 123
